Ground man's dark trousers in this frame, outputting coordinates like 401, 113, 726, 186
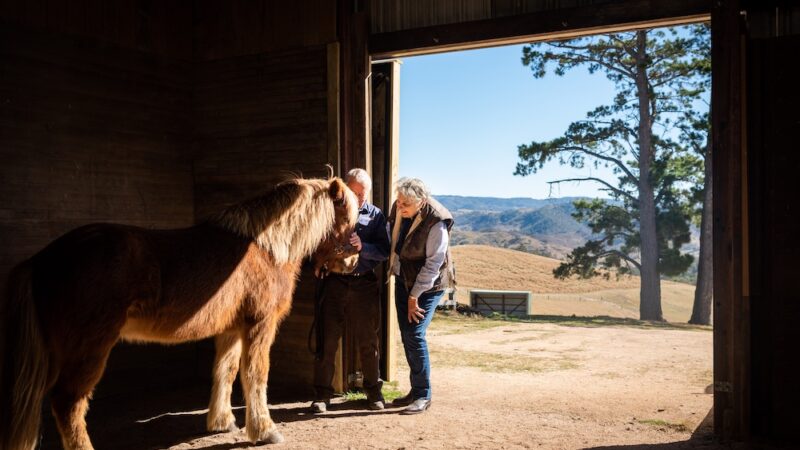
313, 271, 382, 400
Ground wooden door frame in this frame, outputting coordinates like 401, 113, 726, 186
340, 1, 752, 440
710, 0, 748, 441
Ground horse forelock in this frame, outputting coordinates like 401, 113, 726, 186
213, 178, 354, 264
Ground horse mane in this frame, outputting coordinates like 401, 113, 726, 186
211, 178, 348, 265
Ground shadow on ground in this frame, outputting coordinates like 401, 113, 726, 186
38, 379, 396, 450
587, 408, 775, 450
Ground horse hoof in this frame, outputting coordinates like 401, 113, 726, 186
265, 429, 284, 444
207, 414, 238, 433
247, 419, 284, 444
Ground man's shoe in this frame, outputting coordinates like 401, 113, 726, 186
366, 392, 385, 411
367, 400, 385, 410
400, 398, 431, 415
391, 392, 414, 407
309, 400, 329, 414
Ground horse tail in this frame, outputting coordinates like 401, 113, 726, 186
0, 261, 50, 450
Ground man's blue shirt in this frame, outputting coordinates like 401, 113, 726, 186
354, 202, 391, 274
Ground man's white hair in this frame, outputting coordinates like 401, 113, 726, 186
396, 177, 429, 203
346, 168, 372, 190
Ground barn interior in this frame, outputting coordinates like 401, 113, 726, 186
1, 0, 798, 447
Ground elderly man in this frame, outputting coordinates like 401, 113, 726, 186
311, 168, 391, 413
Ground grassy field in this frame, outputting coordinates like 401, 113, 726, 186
451, 244, 700, 323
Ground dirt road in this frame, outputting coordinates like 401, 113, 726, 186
155, 315, 717, 450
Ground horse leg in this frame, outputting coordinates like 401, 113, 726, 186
207, 332, 242, 432
240, 319, 284, 444
50, 350, 112, 450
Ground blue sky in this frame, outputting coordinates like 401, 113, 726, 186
398, 44, 619, 199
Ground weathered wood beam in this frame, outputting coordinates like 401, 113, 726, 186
339, 0, 370, 174
711, 0, 748, 442
370, 0, 710, 58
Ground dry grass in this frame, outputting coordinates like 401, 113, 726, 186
432, 311, 711, 333
429, 346, 580, 373
451, 245, 702, 323
636, 419, 691, 433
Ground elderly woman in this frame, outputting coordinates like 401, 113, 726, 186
388, 177, 455, 415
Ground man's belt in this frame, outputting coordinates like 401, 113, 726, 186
329, 270, 373, 278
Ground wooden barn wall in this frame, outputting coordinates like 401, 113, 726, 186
371, 0, 617, 33
2, 0, 338, 397
193, 0, 336, 60
745, 4, 800, 444
0, 7, 198, 400
0, 0, 193, 59
190, 0, 338, 394
193, 44, 334, 392
0, 25, 194, 286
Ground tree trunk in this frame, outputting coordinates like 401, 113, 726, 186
635, 30, 664, 321
690, 138, 713, 325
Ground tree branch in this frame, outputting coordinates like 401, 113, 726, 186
598, 250, 642, 269
559, 146, 640, 184
546, 43, 636, 78
548, 177, 637, 202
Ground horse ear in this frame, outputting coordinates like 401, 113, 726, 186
329, 178, 346, 204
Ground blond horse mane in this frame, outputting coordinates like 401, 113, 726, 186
212, 178, 353, 265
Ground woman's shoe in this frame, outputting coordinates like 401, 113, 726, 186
400, 398, 431, 415
390, 392, 414, 406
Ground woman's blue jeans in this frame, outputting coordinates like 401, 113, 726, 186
395, 281, 443, 400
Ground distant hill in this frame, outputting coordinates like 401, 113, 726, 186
436, 195, 592, 259
435, 194, 700, 282
436, 195, 584, 212
455, 204, 589, 236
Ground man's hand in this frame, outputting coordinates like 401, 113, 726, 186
349, 232, 363, 251
407, 296, 425, 324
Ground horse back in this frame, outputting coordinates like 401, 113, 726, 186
29, 223, 162, 339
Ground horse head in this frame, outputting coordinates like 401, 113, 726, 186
312, 235, 359, 277
312, 177, 360, 277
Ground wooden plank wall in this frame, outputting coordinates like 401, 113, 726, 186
711, 0, 747, 442
0, 3, 199, 399
0, 26, 194, 286
193, 47, 332, 394
745, 4, 800, 444
2, 0, 339, 397
370, 0, 617, 33
0, 0, 193, 60
193, 0, 336, 60
369, 0, 710, 58
193, 1, 337, 390
192, 47, 333, 216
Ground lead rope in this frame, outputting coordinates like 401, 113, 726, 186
308, 270, 327, 360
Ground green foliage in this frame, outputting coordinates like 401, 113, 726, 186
516, 24, 710, 286
341, 381, 404, 402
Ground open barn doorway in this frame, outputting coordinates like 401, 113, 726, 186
367, 22, 717, 448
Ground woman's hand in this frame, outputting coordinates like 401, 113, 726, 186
407, 295, 425, 323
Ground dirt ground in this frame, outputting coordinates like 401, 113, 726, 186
41, 315, 725, 450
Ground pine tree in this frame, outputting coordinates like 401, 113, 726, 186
515, 25, 710, 321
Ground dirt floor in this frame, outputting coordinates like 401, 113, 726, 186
41, 314, 725, 450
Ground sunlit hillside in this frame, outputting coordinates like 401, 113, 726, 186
451, 245, 698, 322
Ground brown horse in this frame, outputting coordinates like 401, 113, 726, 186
0, 176, 360, 450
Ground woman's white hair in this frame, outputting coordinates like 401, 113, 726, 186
396, 177, 430, 203
346, 168, 372, 190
